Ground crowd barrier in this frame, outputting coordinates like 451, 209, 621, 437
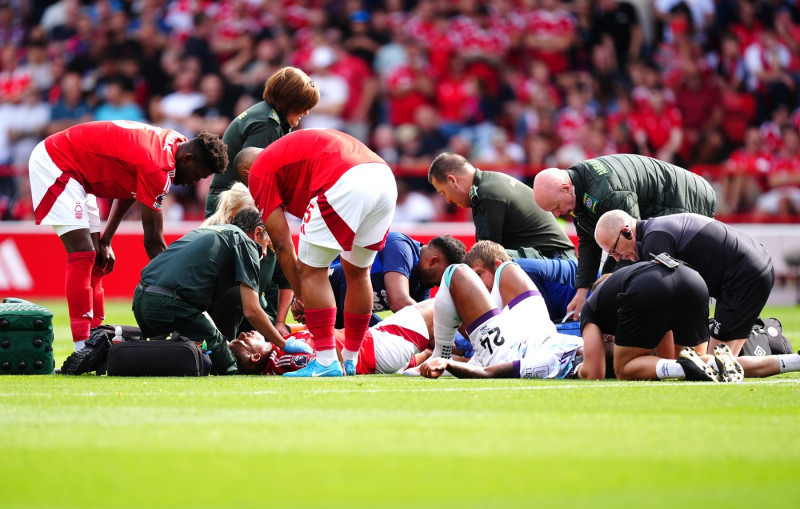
1, 221, 798, 302
0, 221, 488, 299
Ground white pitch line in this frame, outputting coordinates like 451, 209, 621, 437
0, 378, 798, 398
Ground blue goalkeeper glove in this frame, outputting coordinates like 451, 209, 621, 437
283, 338, 315, 355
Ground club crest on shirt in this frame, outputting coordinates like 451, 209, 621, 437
583, 193, 599, 213
291, 355, 310, 368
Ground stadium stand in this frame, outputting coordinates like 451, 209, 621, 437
0, 0, 799, 224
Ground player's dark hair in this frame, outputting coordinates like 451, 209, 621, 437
428, 152, 470, 184
188, 130, 228, 175
429, 235, 466, 265
263, 66, 320, 117
230, 206, 264, 234
232, 346, 269, 375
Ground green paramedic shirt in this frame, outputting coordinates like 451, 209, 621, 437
139, 225, 261, 310
471, 169, 574, 254
203, 101, 292, 316
208, 101, 290, 195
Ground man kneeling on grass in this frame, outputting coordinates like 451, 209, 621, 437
420, 258, 800, 381
577, 257, 800, 382
230, 300, 436, 375
132, 207, 312, 375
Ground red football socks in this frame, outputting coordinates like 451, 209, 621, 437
343, 311, 371, 353
305, 307, 337, 352
90, 265, 105, 328
65, 251, 95, 343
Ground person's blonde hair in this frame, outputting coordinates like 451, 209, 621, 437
202, 182, 256, 227
464, 240, 511, 273
262, 66, 320, 117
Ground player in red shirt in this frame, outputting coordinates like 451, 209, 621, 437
230, 300, 435, 376
28, 120, 228, 351
237, 129, 397, 377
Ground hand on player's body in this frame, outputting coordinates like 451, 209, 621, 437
275, 322, 292, 338
566, 288, 588, 320
291, 298, 305, 323
420, 357, 448, 378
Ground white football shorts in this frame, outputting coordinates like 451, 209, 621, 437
29, 141, 100, 235
298, 162, 397, 268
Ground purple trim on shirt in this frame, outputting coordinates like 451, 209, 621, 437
508, 290, 542, 309
466, 308, 501, 335
512, 360, 522, 378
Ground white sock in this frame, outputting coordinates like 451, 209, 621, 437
432, 269, 461, 359
656, 359, 685, 379
73, 340, 85, 352
342, 349, 358, 363
315, 349, 338, 365
777, 354, 800, 373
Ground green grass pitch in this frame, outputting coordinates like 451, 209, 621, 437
1, 299, 800, 508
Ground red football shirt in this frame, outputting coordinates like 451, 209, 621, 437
248, 129, 386, 220
262, 331, 316, 376
44, 121, 186, 210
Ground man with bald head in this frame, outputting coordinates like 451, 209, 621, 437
595, 210, 774, 356
532, 154, 716, 318
428, 152, 575, 260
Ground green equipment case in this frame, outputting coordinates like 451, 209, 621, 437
0, 298, 55, 374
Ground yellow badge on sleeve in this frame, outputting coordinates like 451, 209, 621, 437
583, 193, 599, 213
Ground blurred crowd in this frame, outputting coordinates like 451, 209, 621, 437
1, 0, 800, 223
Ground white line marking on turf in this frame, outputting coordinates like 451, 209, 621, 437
0, 378, 797, 398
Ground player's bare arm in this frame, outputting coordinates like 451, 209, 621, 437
384, 271, 416, 312
240, 284, 287, 350
275, 288, 295, 336
140, 206, 167, 260
577, 322, 606, 380
96, 198, 137, 273
421, 357, 517, 379
264, 206, 302, 303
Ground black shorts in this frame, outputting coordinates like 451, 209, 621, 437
614, 264, 710, 350
711, 263, 775, 341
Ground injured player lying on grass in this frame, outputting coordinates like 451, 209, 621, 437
417, 260, 584, 380
417, 259, 800, 381
230, 300, 437, 375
